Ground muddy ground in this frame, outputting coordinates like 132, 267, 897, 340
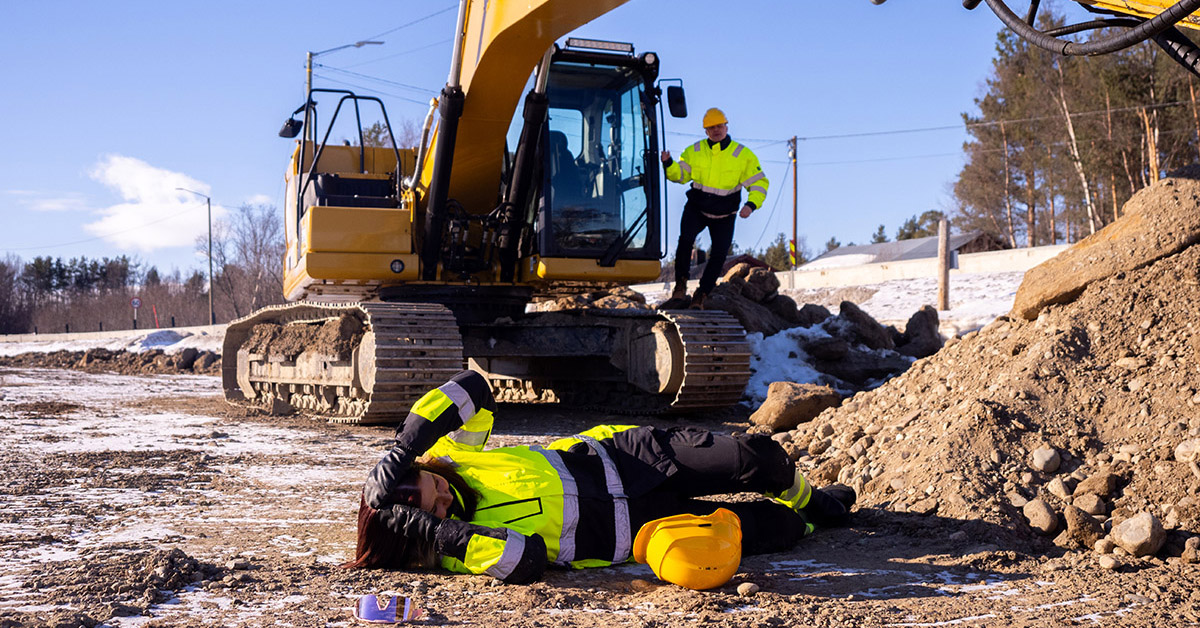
1, 368, 1196, 628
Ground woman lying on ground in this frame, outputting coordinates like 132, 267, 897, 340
344, 370, 855, 584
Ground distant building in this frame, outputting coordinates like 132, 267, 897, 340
802, 231, 1008, 271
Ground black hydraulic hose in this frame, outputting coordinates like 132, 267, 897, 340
1044, 18, 1142, 37
1154, 26, 1200, 76
983, 0, 1200, 55
1025, 0, 1041, 26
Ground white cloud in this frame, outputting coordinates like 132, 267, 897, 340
82, 155, 224, 252
5, 189, 90, 212
246, 193, 274, 206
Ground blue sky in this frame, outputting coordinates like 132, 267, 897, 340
1, 1, 1053, 277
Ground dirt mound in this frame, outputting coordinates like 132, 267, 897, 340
8, 548, 220, 625
786, 242, 1200, 554
243, 313, 364, 360
0, 347, 220, 376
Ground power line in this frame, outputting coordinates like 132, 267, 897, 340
311, 73, 433, 106
314, 65, 437, 96
343, 38, 455, 69
361, 4, 458, 43
750, 162, 792, 252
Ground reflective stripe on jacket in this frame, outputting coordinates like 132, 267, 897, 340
665, 137, 769, 210
433, 424, 641, 576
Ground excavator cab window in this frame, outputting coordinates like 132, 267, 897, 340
538, 55, 660, 260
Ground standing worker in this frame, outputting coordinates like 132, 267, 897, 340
661, 107, 769, 309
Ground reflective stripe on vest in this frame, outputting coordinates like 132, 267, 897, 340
732, 144, 744, 157
678, 161, 693, 174
439, 379, 476, 423
575, 434, 631, 563
483, 530, 527, 580
691, 182, 742, 197
692, 141, 705, 152
532, 445, 580, 565
742, 172, 765, 187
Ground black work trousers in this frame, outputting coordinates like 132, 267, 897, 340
622, 428, 821, 556
673, 206, 736, 296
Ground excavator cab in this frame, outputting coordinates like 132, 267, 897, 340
538, 44, 661, 262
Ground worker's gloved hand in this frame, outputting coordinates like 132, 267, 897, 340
660, 150, 672, 163
377, 504, 441, 544
363, 446, 418, 509
739, 203, 754, 219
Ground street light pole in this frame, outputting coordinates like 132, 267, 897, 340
176, 188, 215, 325
305, 40, 383, 143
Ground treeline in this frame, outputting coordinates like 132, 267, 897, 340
954, 10, 1200, 247
0, 204, 285, 334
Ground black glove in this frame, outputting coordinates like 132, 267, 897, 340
363, 447, 418, 509
378, 504, 441, 545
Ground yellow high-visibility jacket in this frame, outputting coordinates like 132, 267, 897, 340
364, 371, 643, 583
665, 137, 769, 213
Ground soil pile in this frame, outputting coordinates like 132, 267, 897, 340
784, 241, 1200, 555
0, 347, 220, 376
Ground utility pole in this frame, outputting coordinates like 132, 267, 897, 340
306, 41, 384, 144
788, 136, 798, 268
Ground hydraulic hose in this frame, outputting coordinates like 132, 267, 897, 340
982, 0, 1200, 56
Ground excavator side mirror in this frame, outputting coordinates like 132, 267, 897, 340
666, 86, 687, 118
278, 117, 303, 138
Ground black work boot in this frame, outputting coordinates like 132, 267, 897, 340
657, 282, 692, 310
688, 291, 708, 310
801, 485, 855, 528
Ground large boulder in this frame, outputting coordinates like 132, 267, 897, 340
895, 305, 943, 359
1112, 512, 1166, 557
835, 301, 895, 350
762, 294, 802, 326
707, 284, 789, 336
1012, 170, 1200, 320
796, 303, 832, 328
748, 382, 842, 432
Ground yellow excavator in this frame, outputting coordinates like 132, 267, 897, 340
223, 0, 1200, 424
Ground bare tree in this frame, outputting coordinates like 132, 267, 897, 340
198, 203, 286, 321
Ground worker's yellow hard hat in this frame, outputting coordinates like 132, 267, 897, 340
632, 508, 742, 590
702, 108, 728, 128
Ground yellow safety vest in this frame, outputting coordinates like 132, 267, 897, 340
428, 422, 640, 576
665, 138, 769, 210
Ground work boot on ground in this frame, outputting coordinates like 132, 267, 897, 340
688, 291, 708, 310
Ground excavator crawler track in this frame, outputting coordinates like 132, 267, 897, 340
223, 302, 463, 424
530, 309, 751, 415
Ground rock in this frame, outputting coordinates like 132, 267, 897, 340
707, 284, 789, 336
736, 582, 760, 596
806, 344, 912, 388
1047, 477, 1072, 501
1098, 555, 1120, 571
895, 305, 943, 359
1075, 470, 1120, 498
195, 351, 220, 371
1023, 499, 1059, 535
796, 303, 833, 328
749, 382, 841, 432
1073, 493, 1107, 516
910, 498, 939, 515
1175, 439, 1200, 463
175, 347, 200, 370
811, 455, 850, 486
801, 336, 849, 361
763, 294, 802, 326
949, 531, 969, 542
808, 438, 832, 456
1011, 174, 1200, 320
835, 301, 895, 350
1031, 447, 1061, 474
1111, 512, 1166, 557
1061, 505, 1105, 549
1095, 538, 1115, 554
1182, 537, 1200, 564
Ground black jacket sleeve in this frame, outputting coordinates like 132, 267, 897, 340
364, 370, 495, 509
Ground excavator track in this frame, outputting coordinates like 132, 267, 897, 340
510, 309, 751, 415
222, 302, 463, 424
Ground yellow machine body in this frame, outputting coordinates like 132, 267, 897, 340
1079, 1, 1200, 30
633, 508, 742, 591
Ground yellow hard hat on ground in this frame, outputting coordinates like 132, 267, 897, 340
632, 508, 742, 590
702, 107, 727, 128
